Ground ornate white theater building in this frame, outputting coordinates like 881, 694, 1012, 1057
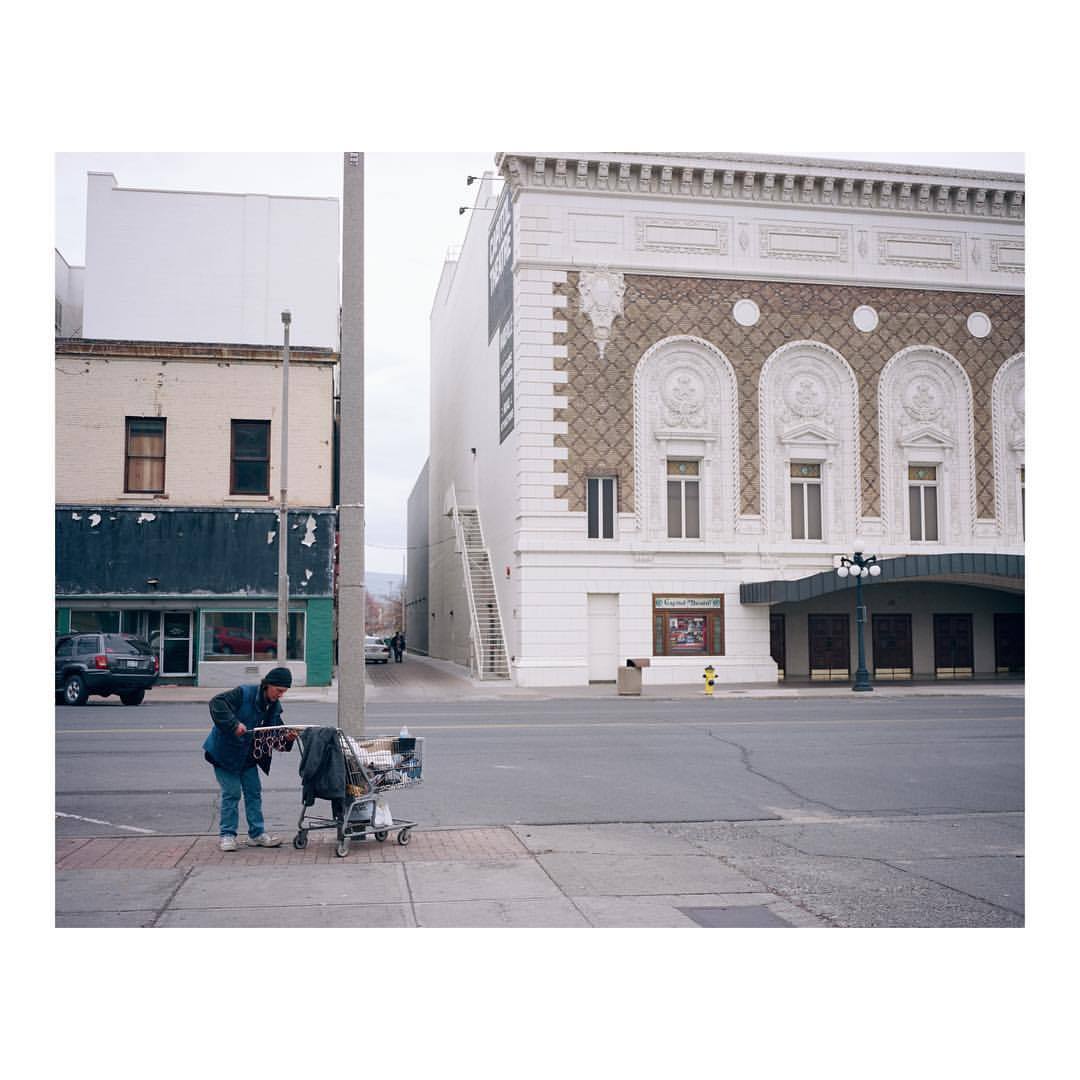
407, 152, 1024, 688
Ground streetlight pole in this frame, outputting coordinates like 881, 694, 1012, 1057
277, 310, 291, 666
836, 551, 881, 692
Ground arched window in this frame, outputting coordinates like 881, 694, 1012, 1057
758, 341, 860, 543
878, 346, 976, 545
632, 336, 739, 543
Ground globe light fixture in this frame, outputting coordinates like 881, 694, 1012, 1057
836, 552, 881, 692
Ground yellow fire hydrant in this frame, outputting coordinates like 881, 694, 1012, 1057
703, 664, 717, 696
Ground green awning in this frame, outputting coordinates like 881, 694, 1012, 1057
740, 552, 1025, 605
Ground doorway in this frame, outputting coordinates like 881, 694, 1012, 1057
934, 613, 974, 679
808, 614, 850, 680
770, 613, 786, 680
587, 594, 619, 682
994, 612, 1024, 674
872, 613, 912, 680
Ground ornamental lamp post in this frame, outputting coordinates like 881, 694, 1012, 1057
836, 552, 882, 692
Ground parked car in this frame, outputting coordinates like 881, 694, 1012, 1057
364, 635, 390, 664
212, 627, 277, 657
56, 632, 160, 706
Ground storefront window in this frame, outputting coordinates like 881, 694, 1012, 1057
201, 611, 305, 662
652, 595, 724, 656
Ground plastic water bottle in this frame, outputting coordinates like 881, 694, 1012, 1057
400, 725, 409, 737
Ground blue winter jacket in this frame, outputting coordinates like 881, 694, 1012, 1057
202, 684, 286, 775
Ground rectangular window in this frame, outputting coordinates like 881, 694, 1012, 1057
231, 420, 271, 495
790, 462, 822, 540
666, 460, 701, 539
125, 417, 166, 493
587, 477, 617, 539
201, 610, 305, 662
908, 465, 939, 542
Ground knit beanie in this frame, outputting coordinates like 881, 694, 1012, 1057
264, 666, 293, 688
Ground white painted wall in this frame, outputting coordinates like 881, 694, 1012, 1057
81, 173, 339, 348
55, 352, 336, 507
54, 250, 84, 336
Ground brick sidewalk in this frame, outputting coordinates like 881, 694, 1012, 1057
56, 827, 530, 870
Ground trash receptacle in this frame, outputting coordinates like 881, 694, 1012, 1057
617, 659, 644, 696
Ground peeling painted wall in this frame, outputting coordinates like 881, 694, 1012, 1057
56, 506, 336, 596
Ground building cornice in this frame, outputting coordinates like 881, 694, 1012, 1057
495, 152, 1024, 222
54, 338, 339, 364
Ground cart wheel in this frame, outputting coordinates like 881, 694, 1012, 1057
397, 829, 411, 847
335, 841, 349, 858
293, 831, 308, 849
375, 831, 388, 842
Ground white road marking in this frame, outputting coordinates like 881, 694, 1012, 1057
56, 812, 157, 835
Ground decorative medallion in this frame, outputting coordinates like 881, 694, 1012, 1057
732, 298, 760, 327
661, 366, 706, 428
852, 305, 879, 333
784, 374, 827, 419
967, 312, 992, 339
578, 268, 626, 360
902, 378, 944, 424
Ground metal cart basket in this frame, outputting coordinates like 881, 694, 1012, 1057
258, 726, 423, 858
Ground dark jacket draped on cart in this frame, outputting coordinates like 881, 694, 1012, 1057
298, 726, 347, 805
202, 684, 290, 776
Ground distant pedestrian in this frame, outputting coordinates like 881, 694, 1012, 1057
202, 666, 296, 851
392, 630, 406, 663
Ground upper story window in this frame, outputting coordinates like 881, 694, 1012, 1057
125, 417, 166, 493
908, 465, 939, 541
587, 477, 617, 539
666, 460, 700, 539
790, 462, 823, 540
231, 420, 271, 495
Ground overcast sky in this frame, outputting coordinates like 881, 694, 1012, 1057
54, 151, 1024, 575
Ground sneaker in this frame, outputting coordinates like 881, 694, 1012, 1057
220, 835, 238, 852
246, 833, 282, 848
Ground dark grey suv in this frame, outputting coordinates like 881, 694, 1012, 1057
55, 633, 160, 706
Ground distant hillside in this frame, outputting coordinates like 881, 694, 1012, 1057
366, 571, 403, 599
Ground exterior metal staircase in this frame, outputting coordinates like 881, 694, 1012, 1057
449, 491, 510, 680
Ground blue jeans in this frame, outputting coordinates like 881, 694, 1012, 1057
213, 765, 265, 838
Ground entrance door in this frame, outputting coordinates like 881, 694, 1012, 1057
872, 614, 912, 680
934, 613, 974, 678
994, 613, 1024, 673
160, 611, 193, 676
587, 593, 619, 682
770, 613, 786, 679
808, 614, 849, 680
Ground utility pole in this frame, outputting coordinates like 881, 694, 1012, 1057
338, 153, 365, 735
277, 310, 291, 666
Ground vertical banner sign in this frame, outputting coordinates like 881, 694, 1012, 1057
488, 187, 514, 443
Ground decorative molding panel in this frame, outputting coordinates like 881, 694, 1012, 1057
878, 231, 963, 271
990, 238, 1025, 273
758, 224, 849, 263
635, 216, 730, 255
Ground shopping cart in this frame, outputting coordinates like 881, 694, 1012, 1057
255, 726, 423, 858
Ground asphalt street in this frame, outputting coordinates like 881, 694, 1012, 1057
55, 693, 1025, 926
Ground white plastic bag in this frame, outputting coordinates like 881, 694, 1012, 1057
373, 799, 392, 828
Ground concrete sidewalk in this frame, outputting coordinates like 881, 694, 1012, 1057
146, 652, 1024, 705
55, 822, 828, 928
